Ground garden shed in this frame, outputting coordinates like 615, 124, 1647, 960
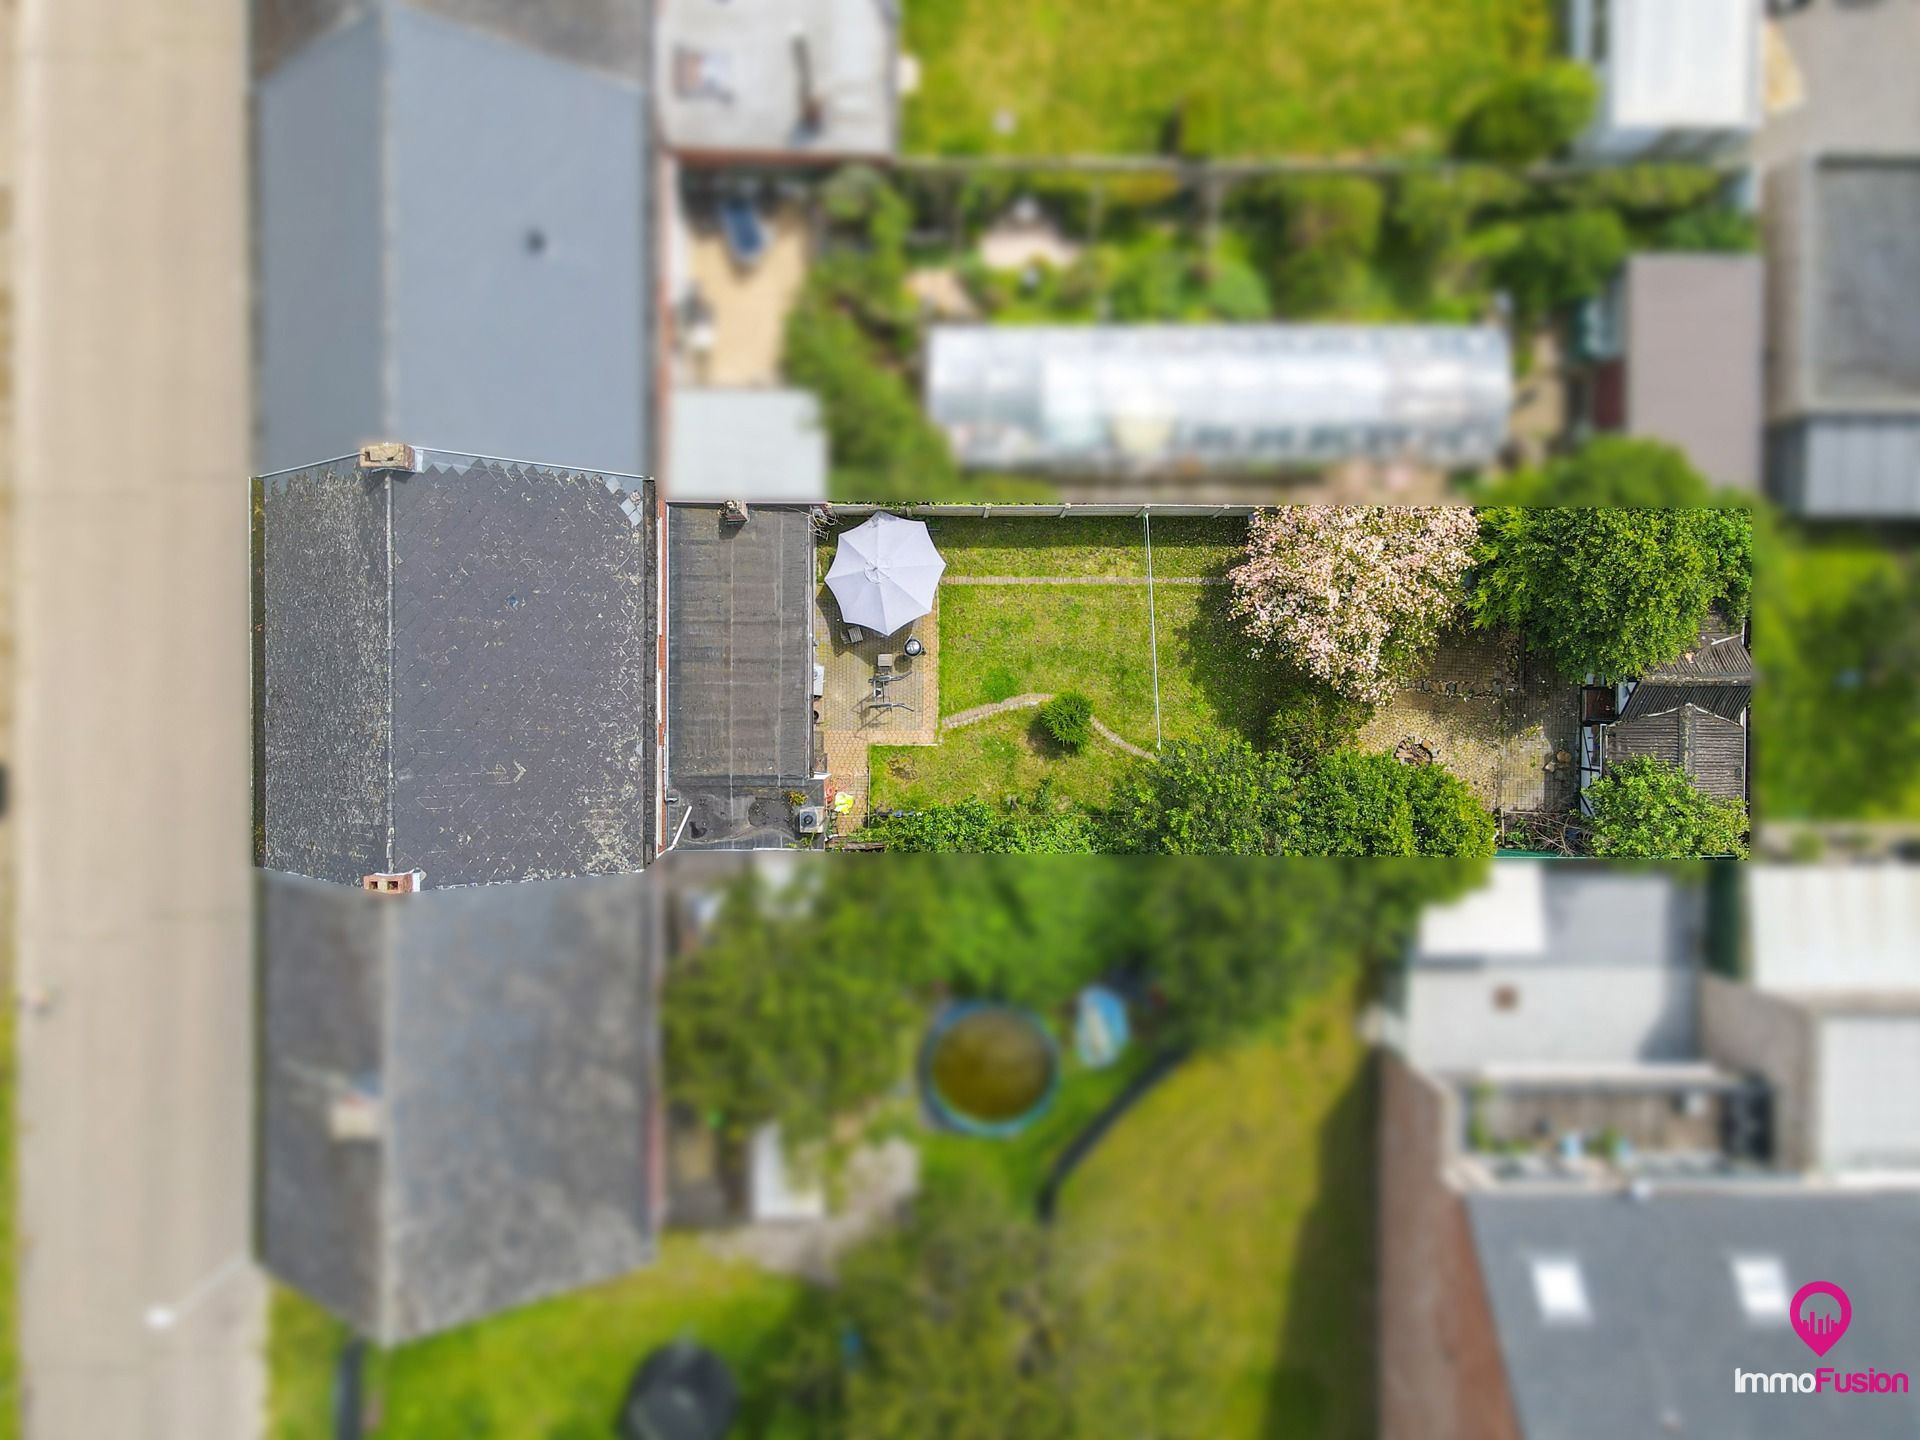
926, 324, 1513, 474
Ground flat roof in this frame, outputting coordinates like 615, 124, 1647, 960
667, 389, 829, 502
665, 505, 816, 847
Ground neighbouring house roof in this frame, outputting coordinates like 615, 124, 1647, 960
925, 324, 1513, 473
1401, 867, 1704, 1072
255, 2, 650, 475
1604, 705, 1748, 802
258, 456, 655, 887
259, 869, 659, 1345
665, 505, 816, 849
1619, 253, 1764, 489
667, 390, 829, 502
1468, 1190, 1920, 1440
657, 0, 897, 158
1763, 154, 1920, 517
1618, 612, 1754, 724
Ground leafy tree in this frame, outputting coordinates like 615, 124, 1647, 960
1453, 62, 1598, 163
859, 796, 1104, 853
1471, 505, 1753, 679
1388, 166, 1528, 277
1201, 251, 1273, 320
1552, 163, 1723, 216
1106, 736, 1298, 855
1584, 756, 1750, 858
1478, 438, 1756, 621
1491, 206, 1628, 323
663, 868, 923, 1144
1132, 860, 1486, 1045
1653, 206, 1760, 253
771, 1179, 1209, 1440
1038, 691, 1095, 752
1292, 751, 1495, 858
1228, 506, 1479, 704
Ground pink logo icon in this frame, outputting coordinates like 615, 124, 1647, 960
1790, 1281, 1852, 1357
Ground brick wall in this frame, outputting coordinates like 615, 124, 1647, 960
1378, 1050, 1524, 1440
1699, 974, 1817, 1172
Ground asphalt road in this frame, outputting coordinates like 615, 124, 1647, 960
11, 1, 264, 1435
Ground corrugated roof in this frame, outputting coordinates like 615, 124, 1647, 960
1620, 614, 1754, 724
1605, 705, 1748, 801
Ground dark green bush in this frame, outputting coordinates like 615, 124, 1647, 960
1389, 167, 1529, 272
1471, 504, 1755, 679
1265, 686, 1370, 767
1240, 175, 1385, 315
1491, 206, 1628, 322
859, 797, 1104, 853
1453, 62, 1598, 163
1584, 756, 1750, 858
1556, 163, 1724, 216
1654, 206, 1760, 253
1291, 751, 1495, 858
1203, 252, 1273, 320
1038, 691, 1095, 752
1107, 736, 1299, 855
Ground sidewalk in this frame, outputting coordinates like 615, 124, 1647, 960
12, 1, 264, 1435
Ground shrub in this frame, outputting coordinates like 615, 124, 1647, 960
1240, 175, 1384, 315
1556, 163, 1723, 216
1107, 736, 1299, 855
1228, 506, 1480, 705
1654, 206, 1760, 253
1453, 62, 1598, 163
859, 797, 1104, 853
1491, 206, 1629, 322
1203, 252, 1273, 320
1291, 751, 1496, 858
1389, 167, 1529, 273
1108, 238, 1195, 321
1585, 756, 1750, 858
1265, 685, 1370, 767
784, 287, 957, 499
1038, 691, 1095, 752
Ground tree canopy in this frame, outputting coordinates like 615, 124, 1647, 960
1584, 756, 1750, 859
1470, 504, 1753, 680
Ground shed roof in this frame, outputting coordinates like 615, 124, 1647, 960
1469, 1189, 1920, 1440
258, 457, 655, 887
1746, 866, 1920, 996
657, 0, 897, 158
1605, 705, 1747, 802
259, 869, 659, 1344
1618, 611, 1754, 724
926, 324, 1512, 473
667, 390, 829, 502
1598, 0, 1760, 135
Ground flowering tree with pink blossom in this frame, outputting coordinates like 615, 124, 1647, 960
1227, 506, 1479, 705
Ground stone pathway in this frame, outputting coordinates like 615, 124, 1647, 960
940, 692, 1155, 760
943, 575, 1227, 586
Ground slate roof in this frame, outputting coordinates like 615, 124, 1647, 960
259, 457, 654, 887
259, 869, 660, 1344
1619, 612, 1754, 723
1468, 1189, 1920, 1439
1605, 704, 1749, 802
665, 505, 817, 849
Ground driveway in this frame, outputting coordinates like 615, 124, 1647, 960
11, 1, 264, 1436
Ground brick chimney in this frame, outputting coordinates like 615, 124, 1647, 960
362, 870, 426, 895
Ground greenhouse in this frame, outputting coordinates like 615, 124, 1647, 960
926, 323, 1513, 473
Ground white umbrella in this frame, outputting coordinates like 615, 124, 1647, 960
825, 513, 947, 634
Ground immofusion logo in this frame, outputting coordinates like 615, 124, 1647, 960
1734, 1281, 1912, 1398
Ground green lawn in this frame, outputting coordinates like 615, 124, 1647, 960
1055, 981, 1375, 1439
904, 0, 1551, 156
870, 522, 1300, 810
268, 1240, 807, 1440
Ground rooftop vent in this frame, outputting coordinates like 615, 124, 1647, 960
1530, 1257, 1592, 1326
795, 806, 825, 834
328, 1088, 383, 1142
